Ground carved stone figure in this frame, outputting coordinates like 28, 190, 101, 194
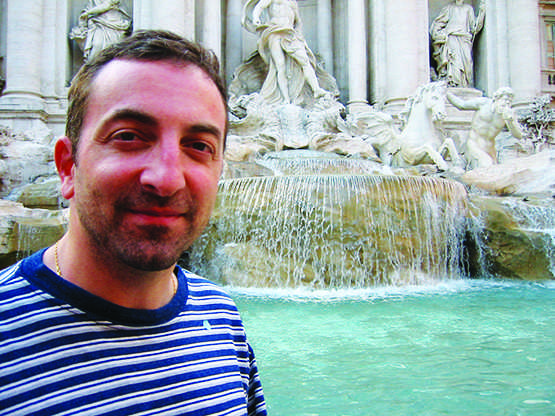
307, 95, 380, 160
226, 92, 380, 161
447, 87, 524, 169
342, 82, 463, 171
70, 0, 131, 62
235, 0, 338, 107
393, 82, 462, 170
430, 0, 485, 88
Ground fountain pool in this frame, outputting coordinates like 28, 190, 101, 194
232, 279, 554, 415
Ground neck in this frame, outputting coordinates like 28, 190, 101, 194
45, 233, 178, 310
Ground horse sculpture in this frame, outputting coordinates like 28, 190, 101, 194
351, 82, 462, 170
393, 82, 462, 170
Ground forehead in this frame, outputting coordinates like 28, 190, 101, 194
91, 58, 222, 103
84, 59, 227, 132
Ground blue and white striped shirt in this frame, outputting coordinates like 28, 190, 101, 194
0, 249, 266, 415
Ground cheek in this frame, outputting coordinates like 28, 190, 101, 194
75, 159, 136, 199
186, 168, 221, 204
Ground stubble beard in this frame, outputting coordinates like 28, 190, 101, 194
76, 189, 206, 272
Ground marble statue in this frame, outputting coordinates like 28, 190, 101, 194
430, 0, 485, 88
235, 0, 338, 107
348, 82, 462, 171
226, 92, 379, 161
307, 95, 380, 160
447, 87, 523, 169
70, 0, 131, 62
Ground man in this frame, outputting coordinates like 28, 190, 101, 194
0, 30, 267, 415
430, 0, 485, 87
244, 0, 327, 104
447, 87, 523, 169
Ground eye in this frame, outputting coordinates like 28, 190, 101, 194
106, 129, 150, 150
182, 138, 218, 159
189, 141, 212, 153
113, 131, 140, 142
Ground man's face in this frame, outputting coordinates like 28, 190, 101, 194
61, 59, 226, 271
494, 95, 512, 114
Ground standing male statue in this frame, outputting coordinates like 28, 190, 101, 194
430, 0, 486, 88
242, 0, 329, 105
447, 87, 523, 169
70, 0, 132, 62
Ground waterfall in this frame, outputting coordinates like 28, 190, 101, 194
503, 199, 555, 276
14, 215, 67, 262
188, 174, 470, 288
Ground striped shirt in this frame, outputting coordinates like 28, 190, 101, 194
0, 249, 266, 415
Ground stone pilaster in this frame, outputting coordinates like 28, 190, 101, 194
382, 0, 429, 113
134, 0, 195, 40
225, 0, 243, 82
506, 0, 542, 105
0, 0, 44, 106
0, 0, 47, 130
201, 0, 222, 60
347, 0, 369, 113
317, 0, 333, 75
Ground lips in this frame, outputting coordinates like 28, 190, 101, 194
126, 207, 186, 227
132, 207, 183, 217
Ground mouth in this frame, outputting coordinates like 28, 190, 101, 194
127, 207, 186, 227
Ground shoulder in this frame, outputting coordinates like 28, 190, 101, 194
179, 267, 239, 310
0, 261, 21, 285
0, 262, 29, 305
182, 268, 232, 297
462, 4, 475, 13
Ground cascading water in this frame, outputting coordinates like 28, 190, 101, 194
188, 156, 471, 288
12, 211, 67, 264
502, 198, 555, 275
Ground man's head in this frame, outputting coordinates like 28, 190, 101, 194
66, 30, 228, 158
493, 87, 514, 102
492, 87, 514, 113
57, 30, 228, 272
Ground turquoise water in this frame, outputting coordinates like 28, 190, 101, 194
232, 280, 555, 416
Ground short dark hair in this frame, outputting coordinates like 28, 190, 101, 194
66, 30, 228, 155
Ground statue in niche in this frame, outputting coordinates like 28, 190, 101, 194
430, 0, 485, 88
232, 0, 338, 107
70, 0, 131, 62
447, 87, 524, 169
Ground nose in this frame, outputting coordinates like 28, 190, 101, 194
139, 139, 186, 197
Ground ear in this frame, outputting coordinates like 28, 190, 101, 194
55, 136, 76, 200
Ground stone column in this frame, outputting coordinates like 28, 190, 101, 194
0, 0, 44, 108
202, 0, 222, 60
347, 0, 368, 113
383, 0, 429, 112
225, 0, 243, 82
317, 0, 333, 75
506, 0, 542, 105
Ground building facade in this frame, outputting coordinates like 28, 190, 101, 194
0, 0, 548, 135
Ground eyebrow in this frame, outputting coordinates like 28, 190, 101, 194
188, 123, 224, 141
105, 109, 158, 126
103, 109, 223, 140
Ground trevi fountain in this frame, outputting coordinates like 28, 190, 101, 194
0, 1, 553, 415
